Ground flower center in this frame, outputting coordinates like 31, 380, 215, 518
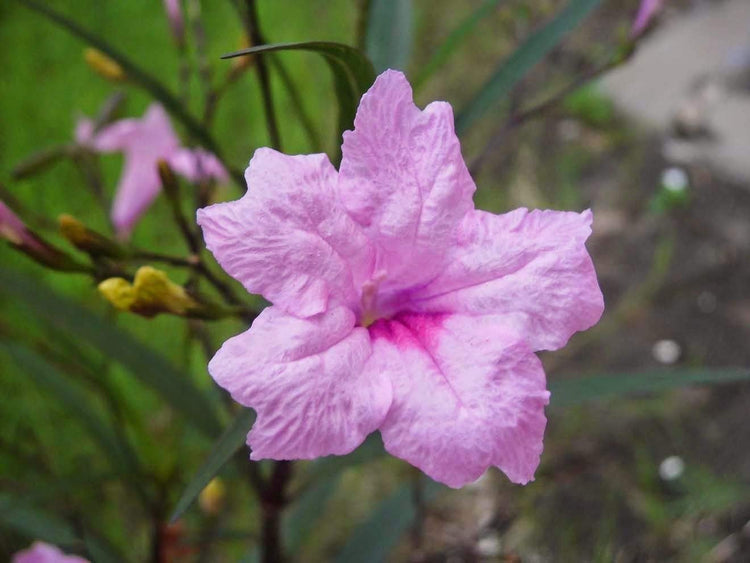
359, 270, 387, 327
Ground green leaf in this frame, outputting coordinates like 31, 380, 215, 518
0, 493, 123, 562
222, 42, 376, 151
0, 494, 80, 546
17, 0, 241, 185
414, 0, 506, 89
334, 477, 444, 563
3, 342, 149, 504
170, 408, 255, 522
365, 0, 413, 73
456, 0, 604, 134
283, 473, 341, 552
549, 368, 750, 408
306, 432, 385, 481
0, 267, 221, 437
281, 434, 386, 554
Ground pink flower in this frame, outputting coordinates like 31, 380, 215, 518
12, 542, 89, 563
78, 104, 228, 238
197, 71, 604, 488
163, 0, 185, 46
631, 0, 664, 37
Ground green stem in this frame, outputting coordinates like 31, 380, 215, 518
243, 0, 282, 150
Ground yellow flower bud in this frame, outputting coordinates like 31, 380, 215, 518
84, 48, 126, 82
98, 267, 198, 318
198, 477, 226, 515
98, 278, 136, 311
132, 266, 197, 316
59, 214, 126, 258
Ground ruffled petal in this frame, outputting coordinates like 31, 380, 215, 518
198, 148, 373, 317
408, 208, 604, 351
209, 306, 392, 459
338, 70, 475, 291
367, 313, 549, 488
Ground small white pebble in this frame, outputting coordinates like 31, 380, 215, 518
661, 167, 689, 192
652, 339, 682, 364
659, 455, 685, 481
476, 535, 502, 557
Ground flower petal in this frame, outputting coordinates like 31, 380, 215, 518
408, 208, 604, 351
89, 118, 140, 152
168, 147, 228, 183
367, 313, 549, 488
110, 155, 161, 237
198, 148, 373, 317
12, 541, 89, 563
209, 306, 392, 459
338, 70, 476, 290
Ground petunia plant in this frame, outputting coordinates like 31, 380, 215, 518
2, 1, 714, 561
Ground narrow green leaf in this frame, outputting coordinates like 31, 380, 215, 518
456, 0, 604, 134
3, 343, 148, 503
414, 0, 506, 89
0, 267, 221, 437
222, 42, 376, 148
550, 368, 750, 408
334, 478, 444, 563
170, 408, 255, 522
0, 494, 123, 562
17, 0, 242, 185
365, 0, 413, 73
0, 494, 79, 546
283, 474, 341, 552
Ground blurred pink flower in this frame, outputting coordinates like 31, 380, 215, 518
12, 541, 89, 563
163, 0, 185, 45
632, 0, 664, 37
198, 70, 604, 488
78, 104, 228, 238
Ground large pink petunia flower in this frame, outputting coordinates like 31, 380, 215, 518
78, 103, 228, 238
198, 70, 604, 488
12, 541, 89, 563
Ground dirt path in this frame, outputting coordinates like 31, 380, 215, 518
603, 0, 750, 184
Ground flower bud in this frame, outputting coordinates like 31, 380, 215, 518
97, 277, 136, 311
198, 477, 226, 515
163, 0, 185, 47
59, 214, 127, 258
1, 202, 85, 272
84, 48, 126, 82
12, 146, 70, 180
98, 266, 200, 318
231, 35, 254, 73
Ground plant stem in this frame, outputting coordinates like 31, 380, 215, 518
469, 46, 635, 177
260, 461, 293, 563
243, 0, 282, 150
